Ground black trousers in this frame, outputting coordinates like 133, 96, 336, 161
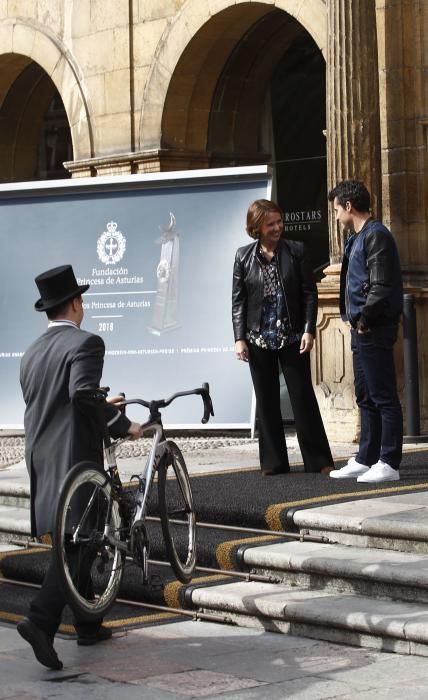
248, 342, 333, 474
29, 545, 103, 638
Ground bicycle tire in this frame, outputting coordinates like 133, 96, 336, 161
157, 441, 196, 583
53, 461, 125, 621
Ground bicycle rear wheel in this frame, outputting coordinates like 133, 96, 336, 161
157, 441, 196, 583
53, 461, 125, 621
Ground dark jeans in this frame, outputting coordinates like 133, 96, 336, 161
351, 326, 403, 469
248, 342, 333, 473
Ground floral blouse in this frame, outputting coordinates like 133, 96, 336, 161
247, 247, 301, 350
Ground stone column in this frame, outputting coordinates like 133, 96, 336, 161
312, 0, 383, 442
326, 0, 382, 262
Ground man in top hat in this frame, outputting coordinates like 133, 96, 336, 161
17, 265, 143, 670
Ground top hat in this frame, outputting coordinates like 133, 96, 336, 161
34, 265, 89, 312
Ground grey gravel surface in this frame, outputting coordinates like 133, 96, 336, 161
0, 435, 261, 467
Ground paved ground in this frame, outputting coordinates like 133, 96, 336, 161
2, 435, 428, 697
3, 618, 428, 699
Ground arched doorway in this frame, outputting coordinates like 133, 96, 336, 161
159, 4, 327, 272
0, 55, 72, 183
155, 2, 327, 422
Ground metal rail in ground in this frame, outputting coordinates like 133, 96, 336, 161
0, 574, 237, 625
8, 539, 283, 583
149, 515, 328, 541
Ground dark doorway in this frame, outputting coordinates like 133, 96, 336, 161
0, 59, 72, 183
269, 34, 327, 277
36, 91, 73, 181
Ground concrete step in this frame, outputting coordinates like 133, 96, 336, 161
241, 540, 428, 604
0, 482, 30, 509
0, 504, 30, 543
190, 580, 428, 656
292, 492, 428, 554
0, 460, 30, 511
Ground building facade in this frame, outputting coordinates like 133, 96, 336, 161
0, 0, 427, 439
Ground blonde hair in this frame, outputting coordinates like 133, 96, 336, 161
246, 199, 282, 239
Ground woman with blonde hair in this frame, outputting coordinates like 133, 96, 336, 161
232, 199, 333, 475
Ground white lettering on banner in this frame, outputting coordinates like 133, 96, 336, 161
103, 346, 235, 357
77, 268, 145, 287
91, 301, 117, 309
98, 322, 114, 332
284, 210, 322, 223
77, 277, 105, 286
126, 300, 150, 308
91, 267, 129, 276
115, 276, 144, 285
283, 209, 323, 233
285, 224, 312, 232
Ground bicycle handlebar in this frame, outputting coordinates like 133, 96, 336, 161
200, 382, 214, 424
119, 382, 214, 424
73, 384, 214, 425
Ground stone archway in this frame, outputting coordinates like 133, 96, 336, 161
0, 58, 73, 182
0, 19, 93, 164
139, 0, 327, 270
139, 0, 326, 155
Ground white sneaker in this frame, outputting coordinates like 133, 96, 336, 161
357, 460, 400, 483
329, 457, 369, 479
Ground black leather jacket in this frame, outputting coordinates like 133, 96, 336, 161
339, 218, 403, 330
232, 239, 318, 342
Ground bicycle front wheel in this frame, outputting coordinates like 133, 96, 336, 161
53, 461, 125, 621
158, 441, 196, 583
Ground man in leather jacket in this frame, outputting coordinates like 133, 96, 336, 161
328, 180, 403, 483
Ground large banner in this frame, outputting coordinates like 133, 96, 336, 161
0, 166, 271, 429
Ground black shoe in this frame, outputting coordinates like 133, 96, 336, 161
77, 625, 113, 646
17, 618, 63, 671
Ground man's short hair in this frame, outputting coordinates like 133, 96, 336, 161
46, 296, 79, 320
328, 180, 371, 213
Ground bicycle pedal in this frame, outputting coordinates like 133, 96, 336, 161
149, 574, 163, 591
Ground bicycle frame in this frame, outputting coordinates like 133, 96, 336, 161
102, 419, 168, 551
77, 382, 213, 553
54, 384, 212, 618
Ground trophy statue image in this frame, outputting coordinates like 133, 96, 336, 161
148, 212, 180, 335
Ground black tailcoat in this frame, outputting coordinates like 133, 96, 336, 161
20, 324, 130, 537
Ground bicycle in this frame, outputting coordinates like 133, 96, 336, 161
53, 383, 214, 621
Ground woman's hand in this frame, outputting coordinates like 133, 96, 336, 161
235, 339, 249, 362
300, 332, 314, 354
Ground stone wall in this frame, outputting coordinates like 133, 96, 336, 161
0, 0, 427, 438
